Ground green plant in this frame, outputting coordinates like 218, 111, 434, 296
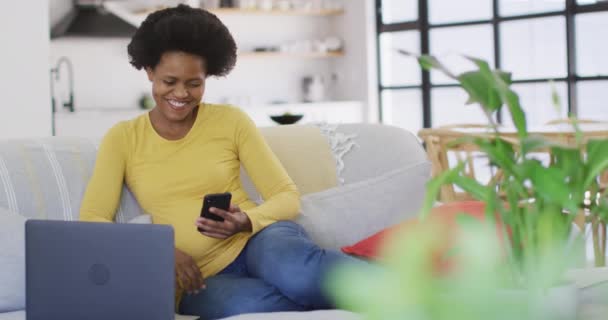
326, 54, 608, 319
411, 54, 608, 272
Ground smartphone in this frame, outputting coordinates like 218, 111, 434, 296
200, 192, 232, 224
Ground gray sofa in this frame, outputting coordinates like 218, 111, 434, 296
0, 123, 431, 320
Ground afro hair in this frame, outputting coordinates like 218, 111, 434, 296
127, 4, 237, 77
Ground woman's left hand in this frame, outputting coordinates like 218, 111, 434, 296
195, 205, 252, 239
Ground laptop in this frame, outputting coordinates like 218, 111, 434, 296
25, 220, 175, 320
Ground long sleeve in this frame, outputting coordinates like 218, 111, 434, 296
79, 122, 129, 223
235, 112, 301, 234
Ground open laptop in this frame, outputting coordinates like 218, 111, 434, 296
25, 220, 175, 320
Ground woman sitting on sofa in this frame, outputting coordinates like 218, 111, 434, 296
79, 4, 354, 319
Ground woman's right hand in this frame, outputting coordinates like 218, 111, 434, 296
175, 248, 206, 294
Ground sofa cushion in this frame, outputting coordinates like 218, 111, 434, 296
0, 310, 24, 320
334, 124, 428, 185
296, 161, 430, 251
0, 208, 26, 312
240, 125, 338, 202
341, 201, 509, 274
0, 138, 144, 223
341, 201, 488, 259
221, 310, 360, 320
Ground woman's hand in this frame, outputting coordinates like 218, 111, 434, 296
175, 248, 205, 294
195, 204, 252, 239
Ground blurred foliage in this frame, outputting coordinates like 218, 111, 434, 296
326, 54, 608, 319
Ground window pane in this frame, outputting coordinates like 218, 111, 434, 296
578, 0, 603, 4
431, 87, 488, 127
576, 12, 608, 77
429, 0, 492, 24
501, 17, 567, 80
430, 24, 494, 84
381, 0, 418, 24
380, 31, 421, 86
578, 81, 608, 121
499, 0, 564, 16
502, 82, 568, 127
381, 89, 423, 134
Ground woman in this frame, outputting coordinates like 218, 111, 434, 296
79, 4, 354, 319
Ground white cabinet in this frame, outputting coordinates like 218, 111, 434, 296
243, 101, 364, 126
53, 101, 362, 137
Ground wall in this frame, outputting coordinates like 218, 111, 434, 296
51, 38, 150, 110
50, 15, 339, 109
49, 0, 377, 121
0, 1, 51, 138
332, 0, 379, 122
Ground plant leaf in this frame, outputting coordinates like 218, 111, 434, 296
453, 175, 491, 202
473, 137, 517, 178
583, 139, 608, 188
549, 80, 563, 115
458, 71, 503, 111
420, 164, 464, 219
465, 56, 527, 137
503, 89, 528, 139
528, 163, 578, 212
395, 50, 458, 80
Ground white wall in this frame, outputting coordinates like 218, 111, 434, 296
51, 38, 150, 110
49, 1, 378, 122
0, 1, 52, 138
50, 16, 338, 109
205, 14, 336, 105
332, 0, 379, 122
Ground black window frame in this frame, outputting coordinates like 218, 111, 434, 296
376, 0, 608, 128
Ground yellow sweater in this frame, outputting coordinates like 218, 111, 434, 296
80, 103, 300, 283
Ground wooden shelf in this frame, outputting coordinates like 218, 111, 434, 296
238, 51, 344, 58
129, 7, 343, 17
208, 8, 344, 16
104, 1, 344, 28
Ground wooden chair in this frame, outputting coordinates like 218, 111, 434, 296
418, 124, 514, 202
545, 118, 603, 125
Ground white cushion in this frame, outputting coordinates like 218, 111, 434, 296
0, 209, 26, 312
296, 161, 431, 251
0, 310, 197, 320
221, 310, 360, 320
0, 310, 24, 320
126, 214, 152, 224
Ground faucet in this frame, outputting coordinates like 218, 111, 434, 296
50, 56, 75, 113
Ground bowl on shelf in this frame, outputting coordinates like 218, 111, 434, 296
270, 113, 303, 125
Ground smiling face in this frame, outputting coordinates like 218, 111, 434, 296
146, 51, 206, 127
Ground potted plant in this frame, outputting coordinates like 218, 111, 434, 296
326, 54, 608, 320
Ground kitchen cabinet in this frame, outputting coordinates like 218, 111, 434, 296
53, 101, 362, 138
54, 109, 146, 138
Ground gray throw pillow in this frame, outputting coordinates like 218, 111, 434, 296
296, 161, 431, 251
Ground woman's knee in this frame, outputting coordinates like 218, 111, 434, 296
262, 220, 306, 236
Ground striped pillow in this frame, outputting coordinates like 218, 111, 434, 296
0, 138, 143, 223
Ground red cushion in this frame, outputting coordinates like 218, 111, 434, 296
341, 201, 505, 272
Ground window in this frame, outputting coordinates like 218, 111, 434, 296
381, 0, 418, 24
430, 24, 494, 84
377, 0, 608, 131
381, 89, 423, 135
380, 31, 421, 86
501, 17, 567, 80
429, 0, 492, 24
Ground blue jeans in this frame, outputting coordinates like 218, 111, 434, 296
178, 221, 357, 319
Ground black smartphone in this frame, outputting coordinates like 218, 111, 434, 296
200, 192, 232, 224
